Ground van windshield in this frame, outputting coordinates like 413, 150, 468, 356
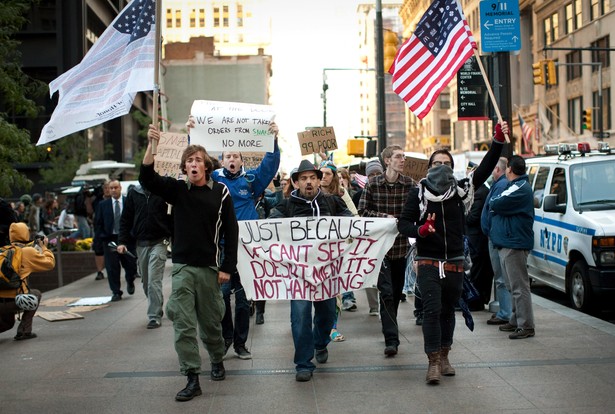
571, 160, 615, 210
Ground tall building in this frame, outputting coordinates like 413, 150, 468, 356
357, 1, 407, 150
162, 0, 271, 56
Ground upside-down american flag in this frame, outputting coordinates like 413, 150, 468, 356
518, 112, 535, 155
38, 0, 156, 146
389, 0, 476, 119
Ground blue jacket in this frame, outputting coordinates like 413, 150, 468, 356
480, 174, 508, 236
488, 175, 534, 250
212, 141, 280, 221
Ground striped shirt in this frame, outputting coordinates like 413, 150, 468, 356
358, 174, 416, 259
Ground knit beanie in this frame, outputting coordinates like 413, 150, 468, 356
365, 159, 383, 176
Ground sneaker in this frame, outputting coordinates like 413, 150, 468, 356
384, 345, 398, 357
369, 308, 379, 316
509, 328, 535, 339
95, 271, 104, 280
415, 313, 424, 326
487, 314, 509, 325
295, 371, 313, 382
147, 320, 161, 329
235, 345, 252, 360
499, 323, 517, 332
342, 299, 357, 312
315, 348, 328, 363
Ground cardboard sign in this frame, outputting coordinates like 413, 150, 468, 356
297, 127, 338, 155
154, 132, 189, 180
236, 217, 398, 301
240, 152, 265, 171
403, 156, 429, 181
190, 100, 276, 152
37, 311, 84, 322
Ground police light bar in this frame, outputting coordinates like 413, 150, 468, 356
577, 142, 591, 154
559, 143, 576, 154
597, 142, 611, 153
544, 144, 559, 155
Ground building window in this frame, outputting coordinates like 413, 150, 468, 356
547, 104, 559, 128
223, 5, 229, 27
199, 9, 205, 27
543, 12, 559, 45
175, 10, 181, 28
565, 0, 582, 33
166, 8, 173, 28
593, 88, 611, 130
567, 96, 583, 133
591, 36, 610, 72
190, 9, 196, 28
440, 119, 451, 135
440, 93, 451, 109
566, 50, 582, 80
237, 4, 244, 27
591, 0, 610, 20
214, 7, 220, 27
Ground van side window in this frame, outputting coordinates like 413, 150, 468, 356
550, 168, 567, 205
533, 166, 550, 208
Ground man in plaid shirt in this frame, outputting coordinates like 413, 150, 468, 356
359, 145, 416, 357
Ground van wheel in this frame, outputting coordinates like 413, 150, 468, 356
568, 260, 592, 312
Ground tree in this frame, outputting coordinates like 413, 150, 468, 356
0, 0, 47, 197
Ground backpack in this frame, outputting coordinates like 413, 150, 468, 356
0, 245, 23, 290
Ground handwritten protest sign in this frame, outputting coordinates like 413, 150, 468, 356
190, 100, 276, 153
297, 127, 338, 155
154, 132, 189, 180
403, 156, 429, 181
237, 217, 397, 301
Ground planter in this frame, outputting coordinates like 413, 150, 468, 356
29, 251, 98, 293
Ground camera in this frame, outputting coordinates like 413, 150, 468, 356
33, 234, 45, 243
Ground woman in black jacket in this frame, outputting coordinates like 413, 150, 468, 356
398, 121, 508, 385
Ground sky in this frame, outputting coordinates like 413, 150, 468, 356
263, 0, 363, 173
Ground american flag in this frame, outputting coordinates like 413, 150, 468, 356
518, 113, 535, 155
38, 0, 156, 146
389, 0, 476, 119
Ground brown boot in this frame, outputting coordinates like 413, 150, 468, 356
426, 351, 441, 385
440, 347, 455, 376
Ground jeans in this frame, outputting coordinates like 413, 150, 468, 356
417, 263, 463, 354
136, 242, 167, 323
488, 239, 512, 320
498, 248, 534, 329
377, 257, 406, 346
290, 298, 336, 372
166, 264, 225, 375
221, 271, 250, 348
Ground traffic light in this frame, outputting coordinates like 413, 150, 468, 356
347, 139, 365, 156
582, 108, 592, 130
532, 61, 545, 85
546, 60, 557, 85
383, 30, 399, 73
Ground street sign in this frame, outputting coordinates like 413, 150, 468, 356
479, 0, 521, 53
593, 132, 610, 139
457, 55, 490, 121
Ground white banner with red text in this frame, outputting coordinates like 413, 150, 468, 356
237, 217, 397, 301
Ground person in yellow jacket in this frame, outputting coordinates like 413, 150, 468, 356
0, 222, 55, 340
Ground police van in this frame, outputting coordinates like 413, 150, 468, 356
525, 142, 615, 311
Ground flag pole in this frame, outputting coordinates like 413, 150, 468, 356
151, 0, 162, 155
473, 49, 510, 143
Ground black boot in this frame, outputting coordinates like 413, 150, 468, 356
175, 372, 202, 401
210, 361, 226, 381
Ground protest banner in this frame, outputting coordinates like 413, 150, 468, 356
403, 156, 429, 181
237, 217, 397, 301
154, 132, 189, 180
190, 100, 276, 153
297, 127, 338, 155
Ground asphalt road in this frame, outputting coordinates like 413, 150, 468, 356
531, 283, 615, 324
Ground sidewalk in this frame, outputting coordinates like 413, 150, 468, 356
2, 259, 615, 413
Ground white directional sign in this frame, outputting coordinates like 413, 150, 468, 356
479, 0, 521, 53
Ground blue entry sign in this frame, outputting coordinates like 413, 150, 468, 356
479, 0, 521, 52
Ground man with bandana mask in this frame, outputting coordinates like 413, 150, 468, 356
398, 121, 508, 385
187, 116, 280, 360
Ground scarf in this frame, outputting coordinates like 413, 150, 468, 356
417, 165, 475, 220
